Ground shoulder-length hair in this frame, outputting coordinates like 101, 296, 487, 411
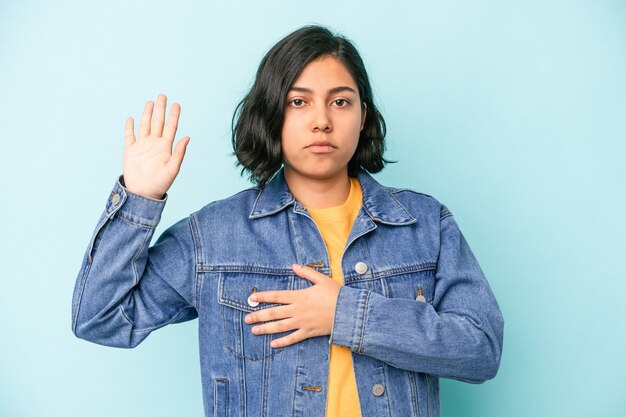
231, 24, 391, 187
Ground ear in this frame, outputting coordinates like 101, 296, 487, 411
360, 102, 367, 131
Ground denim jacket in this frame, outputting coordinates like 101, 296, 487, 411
71, 167, 504, 417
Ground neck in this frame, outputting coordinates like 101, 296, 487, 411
284, 167, 351, 209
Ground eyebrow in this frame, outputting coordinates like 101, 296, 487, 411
288, 86, 358, 95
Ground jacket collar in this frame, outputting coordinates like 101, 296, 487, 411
249, 167, 416, 226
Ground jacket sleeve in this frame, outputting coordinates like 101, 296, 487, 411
329, 205, 504, 383
71, 175, 198, 348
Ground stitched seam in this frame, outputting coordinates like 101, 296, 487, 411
72, 261, 92, 333
262, 341, 271, 417
114, 212, 158, 229
371, 217, 417, 226
389, 190, 417, 221
200, 265, 297, 274
286, 208, 303, 265
440, 212, 453, 221
249, 187, 268, 218
131, 228, 151, 286
356, 290, 370, 353
440, 204, 453, 221
426, 374, 432, 417
238, 350, 246, 417
189, 215, 202, 310
408, 372, 419, 417
292, 365, 302, 413
343, 263, 437, 284
120, 227, 154, 329
219, 298, 283, 312
382, 363, 392, 414
87, 217, 109, 264
118, 304, 133, 325
390, 188, 436, 200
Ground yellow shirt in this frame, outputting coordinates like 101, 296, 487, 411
306, 176, 363, 417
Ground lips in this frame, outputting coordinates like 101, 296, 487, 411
305, 141, 337, 154
305, 141, 336, 148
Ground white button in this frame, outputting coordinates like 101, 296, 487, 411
354, 262, 368, 274
247, 295, 259, 307
416, 295, 426, 302
372, 383, 385, 396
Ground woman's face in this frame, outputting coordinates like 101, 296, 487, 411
281, 56, 366, 182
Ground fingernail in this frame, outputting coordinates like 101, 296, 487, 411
249, 294, 257, 302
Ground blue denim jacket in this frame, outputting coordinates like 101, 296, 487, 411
71, 167, 504, 417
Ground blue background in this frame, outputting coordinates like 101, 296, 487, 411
1, 1, 624, 416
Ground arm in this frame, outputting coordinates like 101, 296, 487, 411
70, 174, 198, 348
71, 94, 195, 348
330, 206, 504, 383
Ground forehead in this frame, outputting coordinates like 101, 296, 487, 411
291, 56, 357, 89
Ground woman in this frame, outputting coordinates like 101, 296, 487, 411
71, 25, 504, 417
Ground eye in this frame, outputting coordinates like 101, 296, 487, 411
333, 99, 349, 107
289, 99, 305, 107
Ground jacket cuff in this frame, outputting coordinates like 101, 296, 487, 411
105, 174, 168, 228
329, 285, 370, 352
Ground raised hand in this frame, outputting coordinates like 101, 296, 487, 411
123, 94, 190, 199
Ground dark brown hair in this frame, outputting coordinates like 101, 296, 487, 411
231, 24, 391, 187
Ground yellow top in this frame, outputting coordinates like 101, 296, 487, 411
306, 176, 363, 417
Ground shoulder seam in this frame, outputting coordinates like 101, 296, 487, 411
389, 187, 436, 200
440, 205, 453, 221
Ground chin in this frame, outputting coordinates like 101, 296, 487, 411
286, 163, 348, 181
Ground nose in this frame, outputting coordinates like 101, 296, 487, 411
311, 105, 332, 132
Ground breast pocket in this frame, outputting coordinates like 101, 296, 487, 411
382, 268, 436, 305
217, 272, 295, 361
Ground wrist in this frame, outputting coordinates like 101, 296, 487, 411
120, 175, 166, 200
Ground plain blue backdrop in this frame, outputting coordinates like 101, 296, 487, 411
1, 1, 624, 416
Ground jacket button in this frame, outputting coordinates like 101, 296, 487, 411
247, 295, 259, 308
111, 193, 120, 205
354, 262, 368, 275
372, 383, 385, 396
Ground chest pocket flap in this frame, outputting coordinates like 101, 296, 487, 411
217, 271, 295, 360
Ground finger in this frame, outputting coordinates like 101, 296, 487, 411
245, 304, 293, 324
166, 136, 190, 176
124, 117, 136, 148
138, 100, 154, 138
251, 317, 298, 336
271, 329, 307, 348
292, 263, 327, 284
150, 94, 167, 138
162, 102, 180, 144
252, 289, 298, 305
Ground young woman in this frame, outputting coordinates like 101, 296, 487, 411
71, 25, 504, 417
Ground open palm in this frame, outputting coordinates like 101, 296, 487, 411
123, 94, 190, 199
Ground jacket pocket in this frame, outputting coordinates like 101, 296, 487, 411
217, 271, 295, 360
382, 268, 435, 304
